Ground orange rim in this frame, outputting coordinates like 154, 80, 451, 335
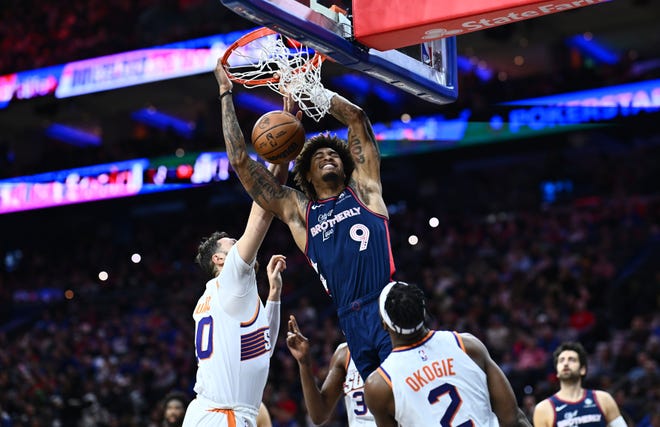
221, 27, 326, 86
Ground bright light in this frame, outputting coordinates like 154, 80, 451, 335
131, 253, 141, 263
64, 289, 75, 300
408, 235, 419, 245
428, 217, 439, 228
401, 113, 411, 123
98, 271, 109, 281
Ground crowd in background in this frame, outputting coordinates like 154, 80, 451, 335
2, 131, 659, 426
0, 0, 238, 76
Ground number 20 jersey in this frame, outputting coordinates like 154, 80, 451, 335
305, 186, 395, 309
376, 331, 499, 427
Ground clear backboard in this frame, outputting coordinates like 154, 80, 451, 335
219, 0, 459, 105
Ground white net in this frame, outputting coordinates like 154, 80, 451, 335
224, 31, 331, 122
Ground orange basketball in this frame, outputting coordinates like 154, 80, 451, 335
251, 110, 305, 164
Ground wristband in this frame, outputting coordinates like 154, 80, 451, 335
218, 90, 233, 101
324, 88, 337, 100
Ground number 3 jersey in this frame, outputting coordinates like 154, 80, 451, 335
305, 186, 395, 309
342, 344, 376, 426
376, 330, 499, 427
191, 245, 271, 411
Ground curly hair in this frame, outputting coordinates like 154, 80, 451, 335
384, 282, 427, 332
553, 341, 588, 376
292, 133, 355, 200
195, 231, 229, 279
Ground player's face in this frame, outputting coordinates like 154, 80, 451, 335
164, 399, 185, 425
309, 147, 344, 184
556, 350, 585, 380
214, 237, 237, 274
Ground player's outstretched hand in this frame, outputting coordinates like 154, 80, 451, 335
214, 57, 233, 94
286, 315, 311, 365
266, 254, 286, 302
283, 92, 303, 121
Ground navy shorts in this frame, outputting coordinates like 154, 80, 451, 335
337, 291, 392, 380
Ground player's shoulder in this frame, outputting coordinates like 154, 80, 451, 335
535, 397, 554, 411
593, 389, 617, 406
533, 398, 556, 426
332, 342, 350, 367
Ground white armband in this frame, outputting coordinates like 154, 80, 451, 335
265, 300, 281, 356
608, 415, 626, 427
324, 88, 337, 101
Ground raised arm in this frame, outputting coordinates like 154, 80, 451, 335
265, 254, 286, 356
234, 162, 287, 265
285, 315, 346, 425
214, 59, 308, 245
326, 91, 386, 216
461, 333, 532, 427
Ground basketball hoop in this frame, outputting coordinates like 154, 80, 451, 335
221, 27, 332, 122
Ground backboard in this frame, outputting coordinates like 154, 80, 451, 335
219, 0, 459, 105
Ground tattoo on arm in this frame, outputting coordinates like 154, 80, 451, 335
349, 131, 366, 164
222, 99, 248, 159
244, 161, 286, 206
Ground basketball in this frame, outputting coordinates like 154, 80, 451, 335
251, 110, 305, 164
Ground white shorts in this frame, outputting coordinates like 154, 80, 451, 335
182, 395, 257, 427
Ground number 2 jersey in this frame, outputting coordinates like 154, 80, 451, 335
376, 330, 499, 427
191, 244, 271, 413
305, 186, 395, 310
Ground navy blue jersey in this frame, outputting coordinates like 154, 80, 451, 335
549, 389, 607, 427
305, 186, 395, 379
305, 186, 396, 310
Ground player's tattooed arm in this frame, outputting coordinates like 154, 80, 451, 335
222, 97, 250, 163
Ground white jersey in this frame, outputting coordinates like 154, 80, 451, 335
342, 344, 376, 426
377, 330, 499, 427
184, 245, 271, 427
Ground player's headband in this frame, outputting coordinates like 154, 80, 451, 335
378, 281, 424, 335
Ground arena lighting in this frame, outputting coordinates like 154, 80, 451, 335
0, 28, 257, 108
131, 108, 195, 138
456, 56, 494, 82
502, 78, 660, 108
44, 123, 102, 147
234, 92, 282, 114
566, 34, 619, 65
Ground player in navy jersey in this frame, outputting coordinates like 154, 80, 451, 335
215, 59, 395, 380
533, 342, 625, 427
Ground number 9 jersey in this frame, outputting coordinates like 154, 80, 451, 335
375, 330, 499, 427
305, 186, 395, 309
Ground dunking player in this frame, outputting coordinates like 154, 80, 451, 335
365, 282, 531, 427
533, 342, 625, 427
215, 59, 394, 381
182, 163, 288, 427
285, 315, 376, 426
